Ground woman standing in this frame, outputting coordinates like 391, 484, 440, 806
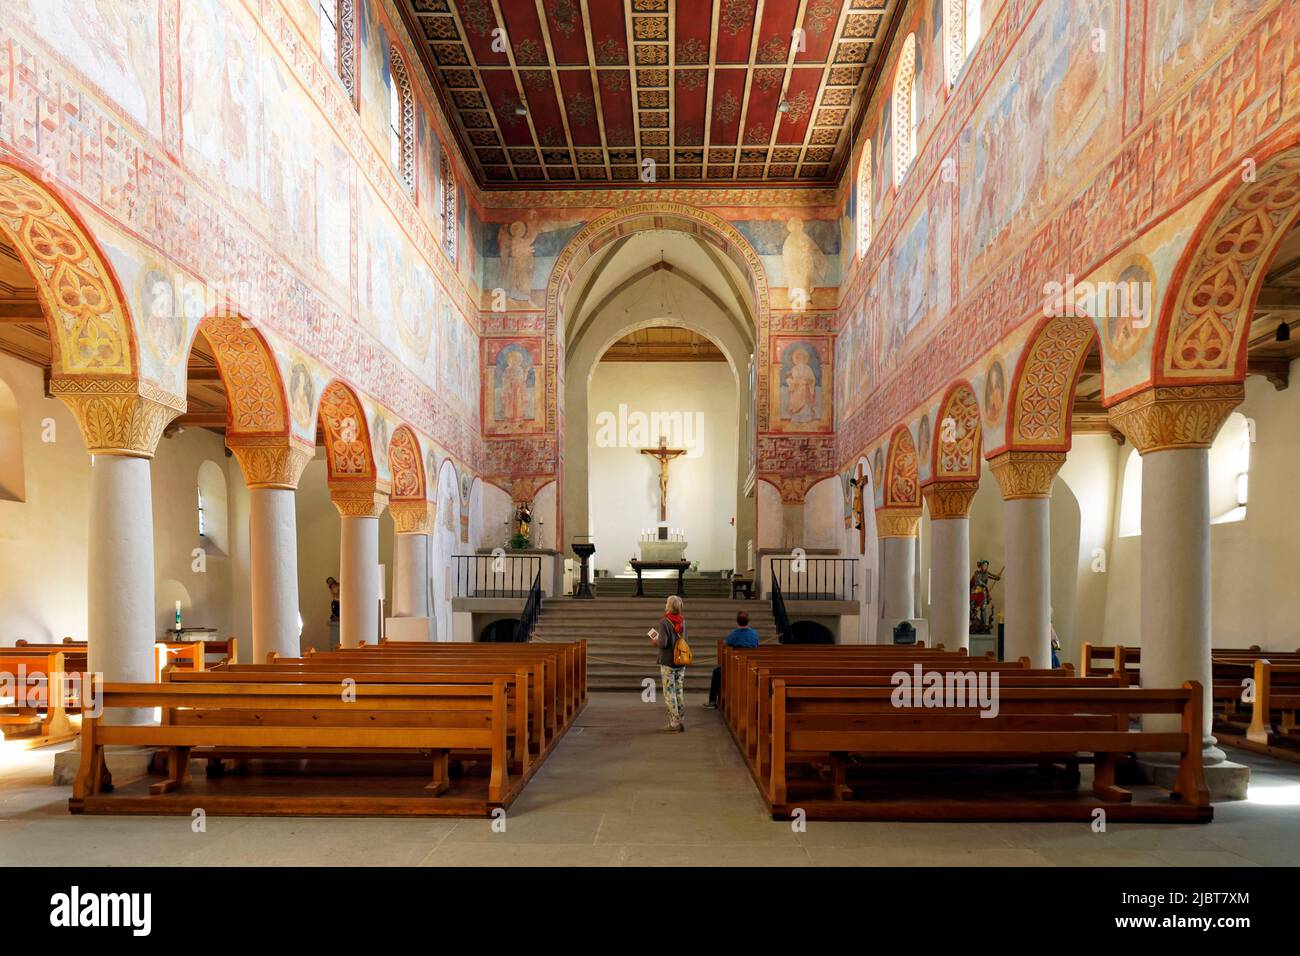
650, 595, 688, 732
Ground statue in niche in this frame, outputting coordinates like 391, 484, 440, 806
511, 500, 532, 549
969, 560, 1002, 633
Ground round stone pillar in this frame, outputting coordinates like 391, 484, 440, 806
921, 480, 979, 651
988, 451, 1064, 667
1109, 383, 1245, 764
390, 500, 434, 641
332, 488, 388, 648
230, 439, 312, 663
57, 388, 181, 723
876, 507, 920, 639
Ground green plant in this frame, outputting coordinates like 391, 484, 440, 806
508, 531, 531, 550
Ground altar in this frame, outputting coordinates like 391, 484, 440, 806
638, 528, 687, 563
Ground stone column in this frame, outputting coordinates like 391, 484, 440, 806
229, 438, 312, 662
988, 451, 1064, 667
332, 488, 389, 648
390, 499, 434, 641
1109, 383, 1245, 774
921, 480, 979, 651
876, 507, 920, 640
59, 389, 179, 699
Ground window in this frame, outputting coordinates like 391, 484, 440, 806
388, 47, 415, 192
856, 145, 873, 258
197, 484, 205, 538
1117, 449, 1142, 537
320, 1, 356, 101
440, 149, 458, 263
0, 374, 24, 502
196, 460, 229, 554
943, 0, 982, 87
1209, 412, 1252, 525
892, 34, 918, 186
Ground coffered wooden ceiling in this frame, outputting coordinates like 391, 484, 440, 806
396, 0, 905, 188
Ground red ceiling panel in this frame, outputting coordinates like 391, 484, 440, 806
775, 68, 824, 144
714, 0, 758, 64
397, 0, 904, 186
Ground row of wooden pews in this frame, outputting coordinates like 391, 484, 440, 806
0, 639, 237, 748
1083, 641, 1300, 762
718, 642, 1212, 822
70, 639, 586, 817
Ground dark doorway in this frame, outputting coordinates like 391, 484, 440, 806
786, 620, 835, 644
479, 619, 522, 643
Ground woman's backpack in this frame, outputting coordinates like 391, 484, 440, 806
672, 624, 693, 666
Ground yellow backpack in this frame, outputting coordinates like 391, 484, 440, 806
672, 624, 693, 666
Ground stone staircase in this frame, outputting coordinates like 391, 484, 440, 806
589, 574, 734, 599
531, 594, 775, 692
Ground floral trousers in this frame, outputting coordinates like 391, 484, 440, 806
660, 664, 686, 728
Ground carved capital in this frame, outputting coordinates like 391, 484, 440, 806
1107, 384, 1245, 454
331, 486, 389, 518
52, 379, 184, 458
229, 437, 313, 490
875, 506, 921, 538
988, 451, 1065, 500
921, 480, 980, 520
390, 499, 435, 534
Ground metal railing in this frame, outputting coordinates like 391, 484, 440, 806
451, 554, 542, 598
513, 571, 543, 643
768, 556, 858, 601
771, 576, 793, 644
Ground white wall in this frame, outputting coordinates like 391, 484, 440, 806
0, 352, 236, 646
587, 361, 738, 573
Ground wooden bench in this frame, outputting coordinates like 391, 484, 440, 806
13, 638, 237, 675
763, 679, 1211, 822
1245, 660, 1300, 756
0, 649, 86, 746
70, 680, 514, 816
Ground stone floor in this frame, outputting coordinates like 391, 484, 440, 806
2, 693, 1298, 866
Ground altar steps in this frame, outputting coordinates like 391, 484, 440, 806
590, 576, 734, 599
532, 596, 776, 692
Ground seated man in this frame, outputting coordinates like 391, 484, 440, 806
705, 611, 760, 708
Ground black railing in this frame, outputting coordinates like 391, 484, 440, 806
513, 571, 543, 643
768, 556, 858, 601
452, 554, 542, 598
771, 576, 793, 644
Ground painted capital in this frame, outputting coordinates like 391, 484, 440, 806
331, 486, 389, 518
390, 499, 435, 534
1106, 383, 1245, 454
921, 480, 980, 520
875, 506, 921, 538
229, 437, 313, 490
52, 379, 184, 458
987, 451, 1065, 500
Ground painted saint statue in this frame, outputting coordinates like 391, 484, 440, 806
969, 560, 1002, 633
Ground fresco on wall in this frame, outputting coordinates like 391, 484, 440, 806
1105, 257, 1155, 364
289, 360, 316, 432
181, 0, 261, 206
734, 218, 839, 290
496, 222, 538, 305
483, 338, 543, 437
440, 299, 480, 423
983, 359, 1006, 428
316, 141, 352, 283
357, 0, 394, 151
10, 0, 161, 135
770, 336, 833, 434
958, 0, 1122, 291
781, 218, 826, 297
882, 183, 953, 362
1145, 0, 1267, 103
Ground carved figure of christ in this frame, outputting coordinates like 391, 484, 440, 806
640, 437, 687, 523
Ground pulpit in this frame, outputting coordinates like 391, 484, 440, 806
571, 540, 596, 599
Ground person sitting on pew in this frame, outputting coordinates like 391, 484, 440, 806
704, 611, 760, 709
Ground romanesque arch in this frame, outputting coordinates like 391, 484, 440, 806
882, 424, 920, 510
317, 379, 381, 488
1154, 136, 1300, 386
191, 315, 291, 439
388, 424, 427, 502
931, 380, 982, 480
998, 314, 1099, 455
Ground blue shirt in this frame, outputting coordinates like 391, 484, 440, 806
724, 626, 760, 648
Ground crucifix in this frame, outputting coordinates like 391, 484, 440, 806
640, 436, 686, 523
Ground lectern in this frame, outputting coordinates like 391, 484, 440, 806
572, 540, 596, 599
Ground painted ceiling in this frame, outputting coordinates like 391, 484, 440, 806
396, 0, 905, 188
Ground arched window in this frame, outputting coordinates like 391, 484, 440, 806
196, 460, 229, 555
856, 144, 872, 258
892, 34, 918, 187
440, 149, 458, 263
0, 373, 25, 502
1117, 449, 1142, 537
320, 1, 357, 101
1209, 412, 1251, 525
943, 0, 982, 88
388, 47, 415, 192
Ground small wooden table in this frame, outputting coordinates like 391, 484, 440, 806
730, 575, 755, 600
630, 560, 689, 597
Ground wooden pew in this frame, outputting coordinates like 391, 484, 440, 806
763, 678, 1211, 822
1215, 659, 1300, 761
13, 638, 238, 674
70, 679, 514, 816
0, 649, 83, 746
181, 662, 536, 772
